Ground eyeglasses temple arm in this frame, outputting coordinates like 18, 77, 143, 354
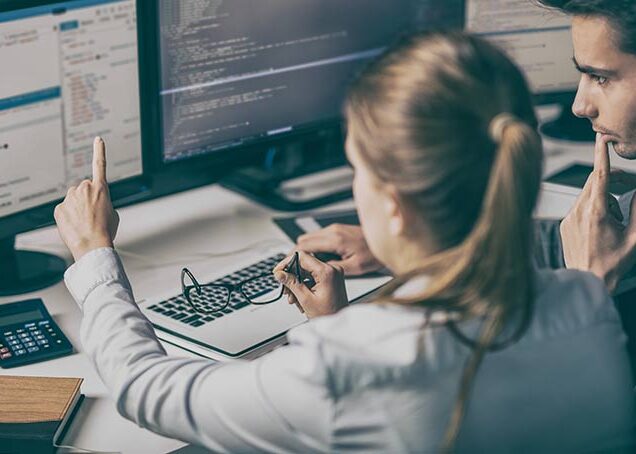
181, 268, 202, 294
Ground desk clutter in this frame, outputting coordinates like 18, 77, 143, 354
0, 375, 84, 453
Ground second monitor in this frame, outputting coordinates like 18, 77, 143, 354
0, 0, 144, 296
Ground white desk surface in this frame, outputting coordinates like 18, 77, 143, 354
2, 109, 636, 453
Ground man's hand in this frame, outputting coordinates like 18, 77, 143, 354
560, 133, 636, 292
297, 224, 384, 276
54, 137, 120, 261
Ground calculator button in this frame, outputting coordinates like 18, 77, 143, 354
14, 349, 26, 355
23, 341, 36, 348
0, 347, 8, 354
0, 353, 11, 359
8, 340, 19, 346
16, 329, 24, 334
6, 335, 16, 341
3, 331, 12, 336
33, 330, 42, 335
56, 340, 62, 344
27, 347, 39, 353
37, 340, 48, 345
18, 333, 29, 338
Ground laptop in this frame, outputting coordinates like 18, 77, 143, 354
139, 242, 391, 361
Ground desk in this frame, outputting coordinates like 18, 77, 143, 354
2, 113, 636, 453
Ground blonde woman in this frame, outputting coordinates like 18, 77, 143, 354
55, 32, 633, 452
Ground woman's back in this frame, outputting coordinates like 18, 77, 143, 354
288, 269, 634, 452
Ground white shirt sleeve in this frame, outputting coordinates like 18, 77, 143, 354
64, 247, 332, 453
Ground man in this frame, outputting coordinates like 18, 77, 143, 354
300, 0, 636, 296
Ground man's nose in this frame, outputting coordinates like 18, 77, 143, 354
571, 82, 598, 120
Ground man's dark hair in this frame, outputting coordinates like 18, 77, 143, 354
536, 0, 636, 55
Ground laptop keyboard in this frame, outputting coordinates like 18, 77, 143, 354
146, 253, 286, 328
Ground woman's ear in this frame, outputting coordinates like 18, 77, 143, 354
385, 185, 406, 237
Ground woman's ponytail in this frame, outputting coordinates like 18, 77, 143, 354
345, 32, 544, 451
439, 114, 543, 450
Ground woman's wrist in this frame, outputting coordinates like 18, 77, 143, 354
71, 237, 114, 261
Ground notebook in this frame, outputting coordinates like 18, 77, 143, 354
0, 375, 84, 454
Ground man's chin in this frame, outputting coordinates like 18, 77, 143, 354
611, 142, 636, 159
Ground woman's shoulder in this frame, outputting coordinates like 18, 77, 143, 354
287, 301, 429, 365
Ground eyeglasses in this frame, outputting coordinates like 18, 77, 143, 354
181, 252, 309, 315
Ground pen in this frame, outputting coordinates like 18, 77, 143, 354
283, 251, 316, 288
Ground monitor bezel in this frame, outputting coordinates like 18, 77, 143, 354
0, 0, 150, 239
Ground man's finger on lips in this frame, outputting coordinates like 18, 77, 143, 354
92, 136, 107, 186
592, 133, 611, 196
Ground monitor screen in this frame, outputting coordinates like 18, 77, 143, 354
465, 0, 580, 96
157, 0, 465, 163
0, 0, 142, 219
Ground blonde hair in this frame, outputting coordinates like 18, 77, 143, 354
345, 32, 543, 450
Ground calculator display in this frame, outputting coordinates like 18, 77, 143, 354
0, 309, 44, 327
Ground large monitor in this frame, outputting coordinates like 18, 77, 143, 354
0, 0, 144, 296
466, 0, 590, 141
143, 0, 587, 212
138, 0, 465, 208
156, 0, 464, 164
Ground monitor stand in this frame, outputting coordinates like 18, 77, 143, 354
540, 102, 595, 143
0, 236, 66, 297
221, 131, 353, 211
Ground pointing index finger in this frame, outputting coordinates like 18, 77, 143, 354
92, 136, 107, 185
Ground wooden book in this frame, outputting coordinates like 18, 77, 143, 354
0, 376, 83, 454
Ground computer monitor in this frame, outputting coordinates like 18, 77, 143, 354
465, 0, 591, 141
139, 0, 465, 208
0, 0, 144, 296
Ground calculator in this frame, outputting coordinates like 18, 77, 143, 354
0, 299, 73, 368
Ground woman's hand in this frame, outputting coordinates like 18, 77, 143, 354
274, 251, 349, 318
297, 224, 384, 276
54, 137, 120, 261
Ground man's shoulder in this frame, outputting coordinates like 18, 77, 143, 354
532, 268, 619, 336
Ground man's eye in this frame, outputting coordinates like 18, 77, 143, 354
590, 74, 608, 86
